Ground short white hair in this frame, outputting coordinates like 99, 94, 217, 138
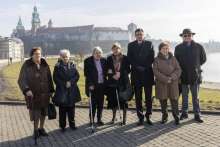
59, 49, 70, 57
92, 46, 103, 55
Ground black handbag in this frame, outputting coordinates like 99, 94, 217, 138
48, 103, 57, 120
119, 82, 134, 101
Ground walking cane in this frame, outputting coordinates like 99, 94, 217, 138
115, 88, 123, 125
89, 91, 95, 133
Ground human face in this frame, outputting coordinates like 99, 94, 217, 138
61, 54, 69, 64
135, 31, 144, 42
32, 49, 41, 63
160, 45, 170, 56
93, 50, 102, 60
182, 33, 193, 43
112, 46, 121, 56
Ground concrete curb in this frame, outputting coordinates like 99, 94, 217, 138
0, 100, 220, 115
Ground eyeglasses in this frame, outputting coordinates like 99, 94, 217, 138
183, 34, 192, 38
135, 33, 144, 36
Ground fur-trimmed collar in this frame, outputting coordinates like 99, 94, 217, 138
157, 52, 173, 60
25, 58, 49, 67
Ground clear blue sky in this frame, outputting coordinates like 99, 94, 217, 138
1, 0, 220, 42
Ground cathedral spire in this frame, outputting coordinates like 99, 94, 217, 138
16, 17, 25, 30
31, 5, 41, 33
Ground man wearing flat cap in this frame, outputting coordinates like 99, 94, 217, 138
175, 28, 206, 123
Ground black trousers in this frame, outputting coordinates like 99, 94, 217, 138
59, 105, 75, 129
134, 85, 153, 120
90, 84, 104, 122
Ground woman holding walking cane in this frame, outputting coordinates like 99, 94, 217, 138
106, 43, 132, 125
84, 46, 107, 127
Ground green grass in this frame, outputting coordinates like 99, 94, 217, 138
1, 58, 220, 110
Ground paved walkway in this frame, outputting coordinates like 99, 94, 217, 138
0, 105, 220, 147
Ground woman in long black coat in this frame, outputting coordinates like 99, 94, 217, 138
106, 43, 131, 125
84, 46, 107, 126
53, 49, 81, 132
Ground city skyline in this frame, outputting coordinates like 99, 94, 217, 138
1, 0, 220, 42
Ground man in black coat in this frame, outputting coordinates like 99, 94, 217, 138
175, 28, 207, 123
84, 46, 107, 126
127, 28, 155, 126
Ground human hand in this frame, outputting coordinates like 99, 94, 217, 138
66, 81, 71, 88
89, 85, 95, 90
26, 90, 33, 97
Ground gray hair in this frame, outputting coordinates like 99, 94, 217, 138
59, 49, 70, 57
92, 46, 103, 55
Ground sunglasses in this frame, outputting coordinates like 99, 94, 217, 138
183, 34, 192, 38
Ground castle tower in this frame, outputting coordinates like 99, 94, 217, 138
12, 17, 25, 37
48, 19, 53, 28
16, 17, 25, 30
128, 23, 137, 41
31, 6, 41, 33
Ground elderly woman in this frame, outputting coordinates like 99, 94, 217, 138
18, 47, 54, 141
53, 49, 81, 132
106, 43, 131, 125
84, 46, 107, 126
153, 42, 182, 125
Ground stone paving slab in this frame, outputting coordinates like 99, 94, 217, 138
0, 105, 220, 147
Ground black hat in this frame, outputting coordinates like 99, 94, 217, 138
179, 28, 196, 37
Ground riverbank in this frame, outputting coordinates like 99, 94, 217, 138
201, 82, 220, 90
0, 58, 220, 111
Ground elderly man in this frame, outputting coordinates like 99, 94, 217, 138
175, 28, 207, 123
84, 47, 107, 126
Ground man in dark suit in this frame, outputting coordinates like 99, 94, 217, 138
127, 28, 155, 126
84, 46, 107, 126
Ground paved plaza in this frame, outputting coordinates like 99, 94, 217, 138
0, 104, 220, 147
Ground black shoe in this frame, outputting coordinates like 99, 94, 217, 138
194, 115, 204, 123
97, 121, 104, 126
70, 123, 77, 130
110, 120, 115, 124
33, 130, 40, 138
180, 113, 188, 120
70, 122, 77, 130
110, 117, 117, 124
33, 130, 39, 145
70, 126, 77, 130
137, 119, 144, 126
161, 114, 168, 124
175, 117, 180, 125
38, 128, 48, 137
146, 116, 153, 125
60, 128, 66, 133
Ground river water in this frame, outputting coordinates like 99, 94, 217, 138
203, 53, 220, 83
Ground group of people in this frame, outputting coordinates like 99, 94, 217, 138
18, 28, 207, 141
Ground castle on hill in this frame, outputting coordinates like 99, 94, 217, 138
12, 6, 139, 56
